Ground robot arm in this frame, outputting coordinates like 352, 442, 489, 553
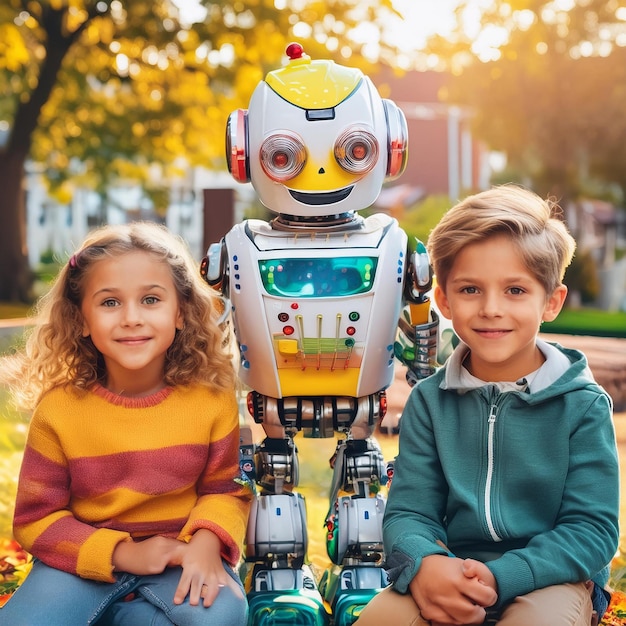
403, 237, 432, 320
396, 237, 440, 386
200, 240, 228, 293
200, 240, 233, 328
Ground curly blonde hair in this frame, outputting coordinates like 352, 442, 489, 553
3, 222, 236, 411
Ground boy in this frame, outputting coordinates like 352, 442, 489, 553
357, 185, 619, 625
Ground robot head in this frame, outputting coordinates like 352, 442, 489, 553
226, 43, 408, 219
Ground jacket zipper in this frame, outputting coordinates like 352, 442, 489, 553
485, 401, 502, 542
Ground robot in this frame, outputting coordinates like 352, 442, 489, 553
201, 43, 439, 626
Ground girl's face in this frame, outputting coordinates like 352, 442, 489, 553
80, 251, 184, 396
434, 234, 567, 382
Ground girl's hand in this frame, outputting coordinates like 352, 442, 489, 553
112, 536, 185, 575
173, 529, 243, 607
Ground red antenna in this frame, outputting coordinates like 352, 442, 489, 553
286, 42, 304, 60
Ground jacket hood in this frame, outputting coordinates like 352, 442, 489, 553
440, 339, 600, 401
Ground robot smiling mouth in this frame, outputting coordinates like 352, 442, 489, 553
289, 186, 353, 205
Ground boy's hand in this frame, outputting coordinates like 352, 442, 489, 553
173, 529, 243, 607
409, 554, 498, 625
112, 536, 185, 575
462, 558, 497, 591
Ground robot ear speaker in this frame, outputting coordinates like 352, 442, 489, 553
225, 109, 250, 183
383, 99, 409, 180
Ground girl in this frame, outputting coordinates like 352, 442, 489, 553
1, 222, 251, 625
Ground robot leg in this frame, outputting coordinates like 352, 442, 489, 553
243, 489, 329, 625
321, 437, 390, 625
241, 395, 330, 625
253, 435, 299, 495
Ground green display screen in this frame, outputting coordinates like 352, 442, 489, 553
258, 257, 377, 298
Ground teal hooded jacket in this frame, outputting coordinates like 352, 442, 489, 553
383, 340, 619, 609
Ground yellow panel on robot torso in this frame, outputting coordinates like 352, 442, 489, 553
277, 367, 361, 397
261, 285, 374, 397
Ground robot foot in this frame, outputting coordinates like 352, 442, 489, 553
244, 563, 330, 626
319, 564, 389, 626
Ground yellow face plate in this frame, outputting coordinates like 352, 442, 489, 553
266, 57, 363, 110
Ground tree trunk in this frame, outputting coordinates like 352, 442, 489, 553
0, 5, 95, 303
0, 150, 33, 302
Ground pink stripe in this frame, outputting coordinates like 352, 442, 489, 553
91, 517, 188, 536
14, 447, 71, 526
30, 516, 94, 573
68, 444, 209, 497
200, 432, 240, 496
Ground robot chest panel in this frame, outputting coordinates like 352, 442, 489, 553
225, 222, 406, 397
232, 250, 384, 365
261, 293, 372, 368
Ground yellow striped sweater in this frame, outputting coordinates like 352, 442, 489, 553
13, 384, 251, 583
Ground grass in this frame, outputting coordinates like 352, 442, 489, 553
0, 388, 27, 540
543, 308, 626, 338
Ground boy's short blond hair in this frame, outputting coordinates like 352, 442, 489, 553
427, 185, 576, 295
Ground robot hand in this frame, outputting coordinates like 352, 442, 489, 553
395, 308, 440, 386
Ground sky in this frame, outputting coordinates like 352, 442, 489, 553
172, 0, 488, 43
171, 0, 495, 67
391, 0, 468, 45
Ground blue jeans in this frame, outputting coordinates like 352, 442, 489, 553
0, 559, 248, 626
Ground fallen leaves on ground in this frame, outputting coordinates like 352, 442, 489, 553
0, 538, 32, 609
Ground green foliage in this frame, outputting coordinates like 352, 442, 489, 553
34, 264, 61, 285
431, 1, 626, 201
35, 249, 63, 285
398, 194, 452, 244
38, 249, 55, 265
563, 250, 601, 304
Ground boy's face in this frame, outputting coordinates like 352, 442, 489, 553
434, 234, 567, 382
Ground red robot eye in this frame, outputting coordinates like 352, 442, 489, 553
260, 132, 307, 182
334, 126, 379, 175
273, 152, 289, 168
351, 143, 367, 160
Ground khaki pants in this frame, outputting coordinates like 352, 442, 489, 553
356, 582, 592, 626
